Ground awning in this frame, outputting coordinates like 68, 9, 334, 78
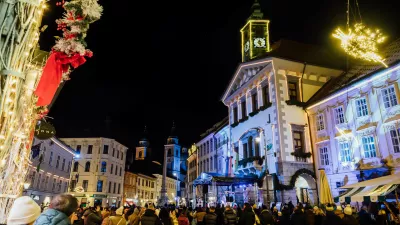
384, 114, 400, 124
193, 172, 258, 186
340, 173, 400, 188
334, 184, 398, 203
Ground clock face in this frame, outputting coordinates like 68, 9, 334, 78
254, 37, 266, 48
244, 41, 250, 52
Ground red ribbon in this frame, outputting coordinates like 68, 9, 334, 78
34, 51, 90, 106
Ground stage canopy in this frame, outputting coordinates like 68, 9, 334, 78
334, 173, 400, 203
193, 172, 258, 186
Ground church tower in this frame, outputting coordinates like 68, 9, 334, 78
164, 122, 181, 177
135, 126, 150, 160
241, 0, 270, 62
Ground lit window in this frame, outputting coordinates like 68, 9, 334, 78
85, 161, 90, 172
339, 142, 351, 162
87, 145, 93, 154
334, 106, 345, 124
356, 98, 369, 117
362, 136, 377, 158
382, 86, 398, 108
83, 180, 88, 192
262, 85, 269, 105
252, 92, 258, 111
390, 128, 400, 153
97, 180, 103, 192
316, 114, 325, 131
319, 147, 329, 166
241, 99, 247, 118
101, 161, 107, 172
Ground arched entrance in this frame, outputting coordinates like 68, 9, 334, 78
294, 173, 317, 204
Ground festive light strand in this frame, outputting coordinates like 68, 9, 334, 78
333, 23, 387, 67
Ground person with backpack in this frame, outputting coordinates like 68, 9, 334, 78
140, 203, 162, 225
108, 207, 126, 225
84, 206, 102, 225
239, 203, 256, 225
223, 205, 237, 225
203, 207, 218, 225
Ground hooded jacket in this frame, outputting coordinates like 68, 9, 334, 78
239, 207, 256, 225
140, 209, 162, 225
224, 209, 237, 225
34, 209, 70, 225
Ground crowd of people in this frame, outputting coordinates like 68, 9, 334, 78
5, 194, 400, 225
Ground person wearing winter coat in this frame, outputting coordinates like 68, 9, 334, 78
178, 211, 190, 225
7, 196, 42, 225
325, 204, 343, 225
376, 209, 388, 225
34, 194, 79, 225
290, 207, 307, 225
342, 206, 358, 225
83, 206, 102, 225
140, 204, 162, 225
259, 205, 274, 225
158, 208, 172, 225
277, 208, 290, 225
203, 207, 218, 225
358, 206, 375, 225
314, 208, 325, 225
128, 208, 140, 225
107, 207, 126, 225
195, 208, 206, 225
304, 206, 315, 225
223, 205, 237, 225
239, 203, 256, 225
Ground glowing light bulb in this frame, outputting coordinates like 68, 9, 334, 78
28, 44, 33, 48
42, 4, 46, 9
24, 52, 29, 56
0, 159, 6, 167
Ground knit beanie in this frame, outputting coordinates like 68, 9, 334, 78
344, 206, 352, 215
7, 196, 41, 225
116, 206, 124, 215
325, 203, 334, 212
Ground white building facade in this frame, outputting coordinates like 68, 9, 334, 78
306, 40, 400, 197
61, 137, 128, 208
154, 174, 177, 204
25, 138, 76, 205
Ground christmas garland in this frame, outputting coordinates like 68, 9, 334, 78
34, 0, 103, 106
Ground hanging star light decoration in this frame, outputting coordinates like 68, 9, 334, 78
333, 23, 387, 67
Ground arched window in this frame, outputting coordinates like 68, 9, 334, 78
101, 161, 107, 172
84, 161, 90, 172
73, 162, 79, 172
248, 136, 254, 157
110, 164, 113, 174
255, 137, 260, 157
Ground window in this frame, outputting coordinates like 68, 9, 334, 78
85, 161, 90, 172
241, 99, 247, 118
70, 180, 76, 191
210, 139, 213, 152
382, 86, 398, 108
339, 142, 351, 162
110, 164, 113, 174
243, 143, 248, 159
262, 85, 269, 105
31, 171, 36, 188
115, 165, 118, 175
67, 161, 71, 172
64, 182, 68, 193
97, 180, 103, 192
83, 180, 88, 192
319, 147, 329, 166
390, 128, 400, 153
117, 150, 119, 159
362, 136, 377, 158
76, 145, 81, 153
101, 161, 107, 172
252, 93, 258, 111
49, 152, 53, 166
120, 167, 122, 176
87, 145, 93, 154
118, 183, 121, 194
293, 131, 303, 151
142, 179, 144, 186
112, 148, 115, 157
206, 159, 209, 171
56, 156, 60, 169
37, 174, 42, 189
151, 182, 154, 188
58, 180, 62, 192
233, 107, 238, 123
210, 157, 213, 171
113, 182, 116, 194
103, 145, 109, 154
316, 114, 325, 131
73, 162, 79, 172
61, 158, 65, 171
334, 106, 345, 124
206, 141, 209, 154
288, 81, 298, 101
51, 178, 56, 191
121, 152, 123, 161
108, 181, 112, 193
356, 98, 369, 117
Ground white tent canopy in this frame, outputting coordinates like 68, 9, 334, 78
340, 173, 400, 189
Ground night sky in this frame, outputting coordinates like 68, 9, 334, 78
40, 0, 400, 162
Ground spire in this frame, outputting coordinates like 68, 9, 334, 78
167, 121, 178, 144
139, 125, 149, 147
248, 0, 263, 20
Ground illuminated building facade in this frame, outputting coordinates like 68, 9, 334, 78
61, 137, 128, 208
306, 39, 400, 197
186, 145, 198, 207
24, 138, 76, 205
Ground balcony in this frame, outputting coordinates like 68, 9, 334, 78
291, 148, 311, 162
237, 156, 264, 174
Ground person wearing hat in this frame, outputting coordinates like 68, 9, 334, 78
140, 203, 162, 225
7, 196, 41, 225
107, 206, 126, 225
324, 203, 342, 225
342, 206, 358, 225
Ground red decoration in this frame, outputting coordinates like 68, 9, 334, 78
34, 51, 91, 106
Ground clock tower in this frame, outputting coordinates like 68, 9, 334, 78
241, 0, 270, 62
